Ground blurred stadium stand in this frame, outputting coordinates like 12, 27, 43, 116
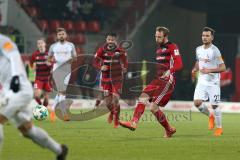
2, 0, 240, 102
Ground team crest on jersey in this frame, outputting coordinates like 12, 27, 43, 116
3, 41, 14, 52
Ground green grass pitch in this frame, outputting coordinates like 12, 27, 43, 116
1, 110, 240, 160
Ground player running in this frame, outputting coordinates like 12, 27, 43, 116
0, 34, 68, 159
30, 38, 52, 108
94, 32, 128, 128
119, 26, 183, 138
192, 27, 226, 136
48, 28, 77, 121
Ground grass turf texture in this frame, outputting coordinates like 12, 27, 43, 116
1, 110, 240, 160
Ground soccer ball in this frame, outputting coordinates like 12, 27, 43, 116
33, 105, 49, 121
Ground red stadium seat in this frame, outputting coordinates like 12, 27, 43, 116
17, 0, 31, 6
37, 20, 49, 32
46, 33, 56, 45
71, 34, 86, 45
76, 47, 84, 55
26, 7, 39, 17
49, 20, 61, 32
63, 20, 74, 32
103, 0, 117, 8
87, 21, 101, 33
74, 21, 87, 32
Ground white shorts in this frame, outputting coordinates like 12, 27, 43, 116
53, 63, 71, 92
0, 83, 33, 127
194, 83, 221, 105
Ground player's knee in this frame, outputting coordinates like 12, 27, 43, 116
194, 100, 202, 107
149, 103, 158, 113
0, 115, 8, 125
104, 96, 113, 105
112, 96, 119, 105
58, 91, 66, 95
34, 94, 41, 100
138, 94, 150, 105
18, 122, 33, 137
212, 105, 218, 109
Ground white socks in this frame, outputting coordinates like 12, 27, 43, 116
214, 107, 222, 128
58, 95, 66, 102
25, 126, 62, 155
0, 124, 3, 151
51, 94, 60, 111
52, 94, 68, 117
198, 103, 210, 117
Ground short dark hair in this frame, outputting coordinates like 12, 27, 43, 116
37, 37, 46, 42
202, 27, 215, 36
56, 27, 66, 33
156, 26, 169, 36
105, 32, 117, 38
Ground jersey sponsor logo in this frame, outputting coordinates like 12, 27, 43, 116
174, 49, 180, 55
115, 52, 120, 56
199, 58, 210, 63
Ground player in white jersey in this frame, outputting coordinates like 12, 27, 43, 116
192, 27, 226, 136
48, 28, 77, 121
0, 34, 68, 159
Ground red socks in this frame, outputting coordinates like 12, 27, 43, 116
43, 98, 49, 107
35, 97, 42, 105
153, 109, 170, 131
114, 104, 120, 119
132, 103, 146, 123
35, 97, 49, 107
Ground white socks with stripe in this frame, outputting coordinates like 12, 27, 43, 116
198, 103, 210, 117
214, 107, 222, 128
0, 124, 3, 152
51, 94, 60, 111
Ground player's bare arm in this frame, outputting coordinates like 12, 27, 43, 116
200, 63, 226, 74
191, 61, 199, 80
46, 55, 55, 66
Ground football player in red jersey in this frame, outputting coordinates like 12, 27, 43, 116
94, 33, 128, 128
30, 38, 53, 107
119, 26, 183, 138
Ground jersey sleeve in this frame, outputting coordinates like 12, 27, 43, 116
214, 47, 224, 65
1, 40, 26, 77
170, 44, 183, 73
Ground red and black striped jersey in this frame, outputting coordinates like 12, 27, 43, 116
155, 41, 183, 77
30, 50, 52, 82
94, 44, 128, 84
